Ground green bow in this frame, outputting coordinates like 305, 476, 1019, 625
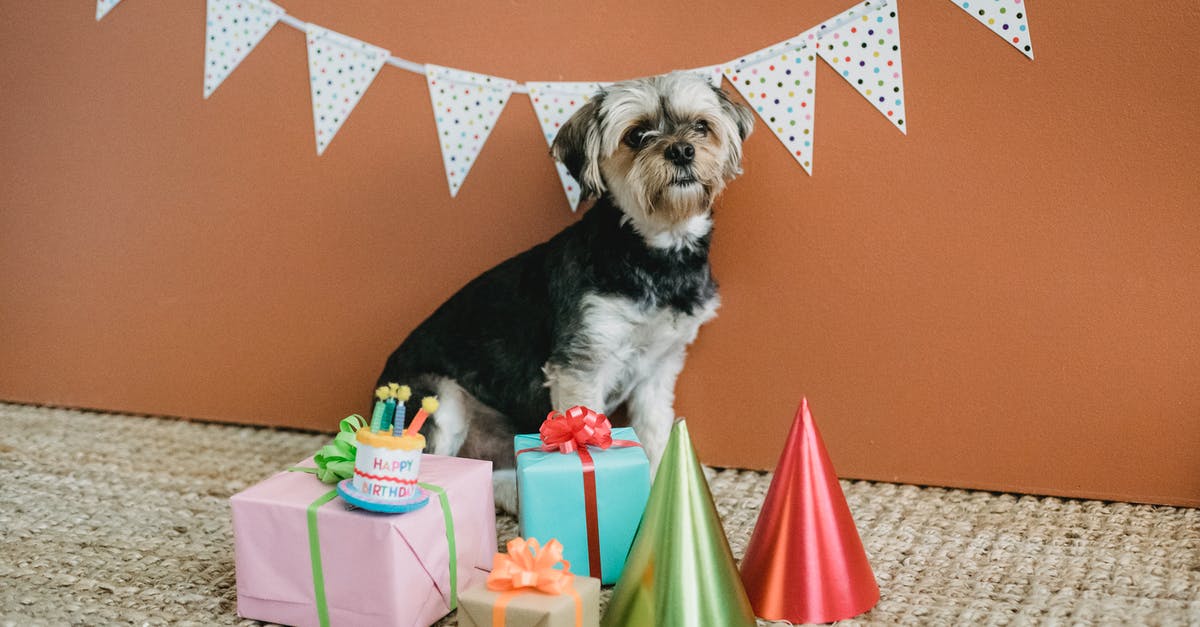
312, 415, 366, 483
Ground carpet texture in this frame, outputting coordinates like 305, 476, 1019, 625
1, 403, 1197, 626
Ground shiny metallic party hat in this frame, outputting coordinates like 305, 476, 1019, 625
739, 398, 879, 623
602, 419, 756, 627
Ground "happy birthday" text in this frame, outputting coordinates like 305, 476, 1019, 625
373, 457, 414, 472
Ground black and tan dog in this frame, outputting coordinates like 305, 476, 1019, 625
378, 71, 753, 510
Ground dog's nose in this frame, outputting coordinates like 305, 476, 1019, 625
664, 142, 695, 166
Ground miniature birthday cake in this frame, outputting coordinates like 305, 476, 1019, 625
336, 383, 439, 513
353, 429, 425, 502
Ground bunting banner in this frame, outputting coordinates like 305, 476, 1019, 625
204, 0, 285, 99
817, 0, 907, 134
425, 65, 516, 197
305, 24, 389, 156
96, 0, 121, 21
693, 64, 728, 89
726, 29, 820, 174
94, 0, 1036, 205
949, 0, 1033, 59
527, 81, 608, 210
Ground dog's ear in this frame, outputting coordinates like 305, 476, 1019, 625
715, 86, 754, 141
712, 85, 754, 177
551, 94, 606, 199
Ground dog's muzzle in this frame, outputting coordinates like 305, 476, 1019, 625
670, 168, 700, 186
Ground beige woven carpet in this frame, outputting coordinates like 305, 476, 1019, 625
1, 403, 1197, 626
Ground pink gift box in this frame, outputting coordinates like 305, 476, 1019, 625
231, 454, 496, 627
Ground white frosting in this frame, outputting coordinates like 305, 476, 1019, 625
352, 444, 423, 501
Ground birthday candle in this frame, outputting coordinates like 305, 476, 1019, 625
382, 397, 397, 432
393, 384, 412, 432
370, 386, 390, 433
377, 383, 399, 432
403, 396, 439, 438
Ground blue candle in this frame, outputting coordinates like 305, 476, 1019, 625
393, 400, 407, 432
393, 384, 412, 432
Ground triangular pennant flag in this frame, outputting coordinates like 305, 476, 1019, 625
527, 81, 607, 211
602, 420, 757, 627
690, 64, 728, 88
203, 0, 284, 99
96, 0, 122, 21
740, 398, 879, 623
817, 0, 907, 133
305, 24, 388, 156
425, 65, 515, 197
949, 0, 1033, 59
726, 29, 820, 174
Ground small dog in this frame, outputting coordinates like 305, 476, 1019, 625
378, 71, 753, 510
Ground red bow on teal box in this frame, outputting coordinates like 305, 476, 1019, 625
515, 407, 650, 584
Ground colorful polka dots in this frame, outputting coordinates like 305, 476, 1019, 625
96, 0, 122, 21
950, 0, 1033, 59
426, 65, 516, 197
817, 1, 907, 134
204, 0, 284, 99
727, 28, 820, 174
100, 0, 1038, 195
306, 24, 388, 155
527, 82, 608, 210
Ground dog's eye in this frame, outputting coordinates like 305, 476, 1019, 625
691, 120, 709, 135
623, 127, 649, 149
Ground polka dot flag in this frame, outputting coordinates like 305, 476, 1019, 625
691, 64, 729, 89
203, 0, 284, 99
949, 0, 1033, 59
527, 81, 607, 210
95, 0, 122, 21
426, 65, 516, 197
816, 0, 907, 134
305, 24, 388, 156
726, 28, 820, 174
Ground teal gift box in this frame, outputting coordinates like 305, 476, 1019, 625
514, 426, 650, 584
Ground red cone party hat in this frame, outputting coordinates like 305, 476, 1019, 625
739, 398, 879, 623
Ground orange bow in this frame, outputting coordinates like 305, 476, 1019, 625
539, 406, 613, 454
487, 537, 574, 594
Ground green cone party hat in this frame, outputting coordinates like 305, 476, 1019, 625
602, 419, 756, 627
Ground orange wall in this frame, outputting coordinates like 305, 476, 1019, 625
2, 1, 1197, 506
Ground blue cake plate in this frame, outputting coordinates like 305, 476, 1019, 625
336, 479, 430, 514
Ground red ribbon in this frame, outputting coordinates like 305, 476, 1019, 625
517, 406, 641, 579
537, 405, 614, 453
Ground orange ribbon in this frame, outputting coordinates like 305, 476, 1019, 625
487, 538, 582, 627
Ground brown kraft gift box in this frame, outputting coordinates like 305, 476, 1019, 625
456, 576, 600, 627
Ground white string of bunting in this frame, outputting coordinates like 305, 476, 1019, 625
98, 0, 1034, 208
